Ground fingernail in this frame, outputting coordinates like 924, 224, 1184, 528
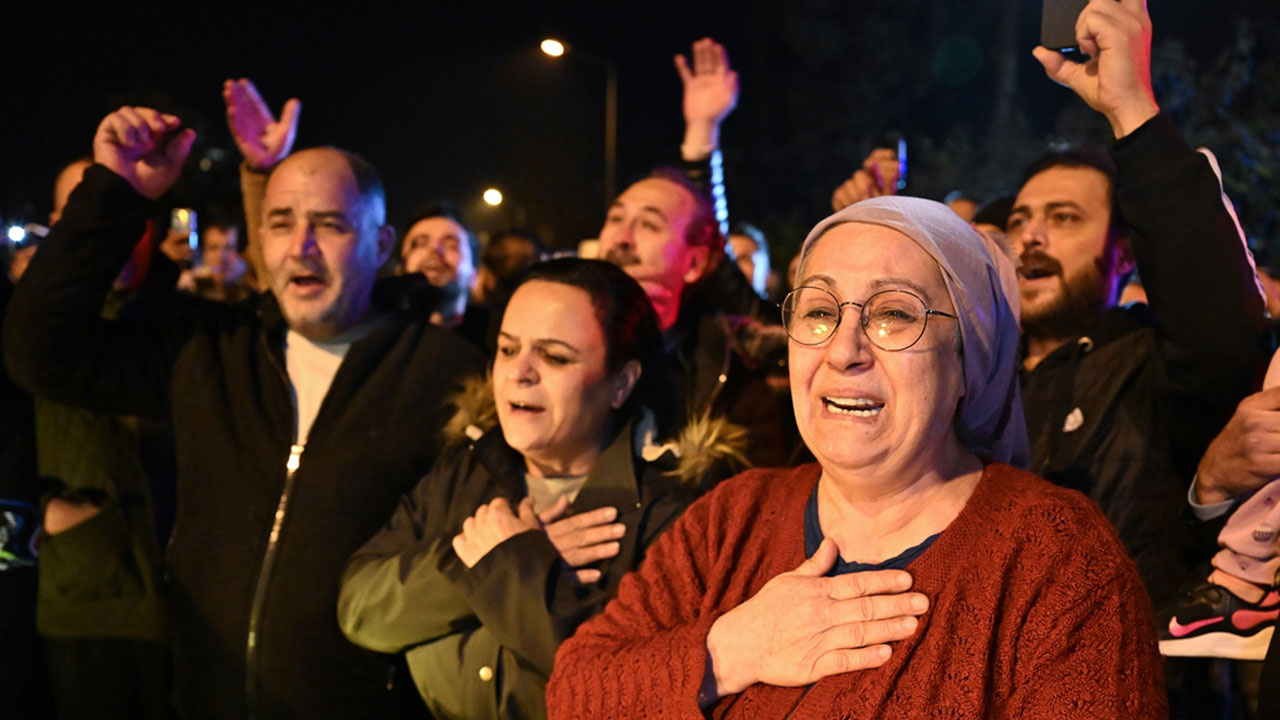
911, 595, 928, 611
878, 646, 891, 660
612, 524, 626, 538
896, 572, 912, 589
603, 507, 617, 520
902, 617, 918, 632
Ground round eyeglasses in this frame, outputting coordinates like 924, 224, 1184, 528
781, 286, 958, 351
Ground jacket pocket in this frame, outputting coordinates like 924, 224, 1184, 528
38, 503, 147, 601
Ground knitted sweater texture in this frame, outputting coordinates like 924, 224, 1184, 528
547, 463, 1166, 719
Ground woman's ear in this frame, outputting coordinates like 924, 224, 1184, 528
610, 360, 643, 409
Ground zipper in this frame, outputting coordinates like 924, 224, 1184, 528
245, 333, 301, 719
245, 442, 303, 718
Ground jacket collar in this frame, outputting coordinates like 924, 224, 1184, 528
470, 421, 642, 513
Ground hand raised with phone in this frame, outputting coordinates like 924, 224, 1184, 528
1033, 0, 1159, 138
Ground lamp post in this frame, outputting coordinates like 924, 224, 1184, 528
541, 38, 618, 208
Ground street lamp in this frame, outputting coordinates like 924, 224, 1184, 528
483, 188, 504, 207
540, 37, 618, 208
539, 39, 565, 57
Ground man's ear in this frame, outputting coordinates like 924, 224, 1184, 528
375, 225, 397, 266
682, 245, 712, 286
610, 360, 643, 409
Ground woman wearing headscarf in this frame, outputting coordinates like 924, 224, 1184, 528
546, 198, 1166, 718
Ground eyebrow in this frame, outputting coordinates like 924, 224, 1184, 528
607, 201, 669, 223
639, 206, 669, 223
263, 208, 352, 224
307, 210, 352, 224
1009, 200, 1085, 217
868, 276, 934, 301
497, 332, 582, 355
801, 273, 936, 302
416, 233, 459, 243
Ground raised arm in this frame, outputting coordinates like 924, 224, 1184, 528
223, 78, 301, 291
3, 108, 197, 418
1037, 0, 1267, 402
677, 37, 739, 162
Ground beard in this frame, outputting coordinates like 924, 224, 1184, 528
1019, 248, 1113, 341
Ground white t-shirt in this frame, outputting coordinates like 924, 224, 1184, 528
283, 321, 380, 445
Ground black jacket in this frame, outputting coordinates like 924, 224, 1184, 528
1021, 114, 1272, 608
338, 424, 694, 719
3, 166, 484, 719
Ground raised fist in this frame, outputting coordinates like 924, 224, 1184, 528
92, 106, 196, 200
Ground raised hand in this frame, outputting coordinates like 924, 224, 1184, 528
223, 78, 301, 171
93, 106, 196, 200
830, 149, 900, 212
676, 37, 739, 159
452, 497, 542, 568
538, 495, 624, 584
1031, 0, 1159, 139
700, 538, 928, 703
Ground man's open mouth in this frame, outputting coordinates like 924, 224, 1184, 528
1018, 251, 1061, 280
290, 274, 326, 289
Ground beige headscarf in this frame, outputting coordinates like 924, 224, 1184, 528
798, 196, 1029, 467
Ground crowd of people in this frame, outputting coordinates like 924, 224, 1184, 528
1, 1, 1277, 718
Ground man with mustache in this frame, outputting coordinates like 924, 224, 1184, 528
1012, 0, 1270, 624
4, 107, 483, 719
596, 38, 787, 472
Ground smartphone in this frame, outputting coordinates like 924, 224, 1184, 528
1041, 0, 1090, 53
874, 132, 907, 191
171, 208, 198, 252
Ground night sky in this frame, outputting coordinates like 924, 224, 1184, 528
4, 1, 1275, 258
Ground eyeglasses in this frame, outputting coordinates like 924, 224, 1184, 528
781, 286, 958, 351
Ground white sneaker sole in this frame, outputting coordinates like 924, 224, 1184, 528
1158, 625, 1273, 661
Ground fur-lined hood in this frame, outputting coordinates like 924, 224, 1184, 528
444, 372, 750, 486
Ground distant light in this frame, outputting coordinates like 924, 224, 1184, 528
7, 226, 24, 243
483, 189, 504, 206
540, 39, 565, 57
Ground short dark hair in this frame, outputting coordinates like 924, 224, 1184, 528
646, 167, 722, 254
201, 205, 244, 250
484, 229, 547, 285
398, 199, 479, 264
515, 258, 668, 427
1019, 144, 1128, 238
266, 147, 386, 225
336, 149, 385, 215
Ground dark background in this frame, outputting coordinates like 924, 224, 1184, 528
3, 1, 1277, 264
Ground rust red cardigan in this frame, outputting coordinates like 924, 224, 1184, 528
547, 463, 1167, 719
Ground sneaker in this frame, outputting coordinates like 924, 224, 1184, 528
1158, 582, 1278, 661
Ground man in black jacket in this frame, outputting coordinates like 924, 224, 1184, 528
1015, 0, 1270, 613
597, 38, 788, 470
4, 107, 483, 719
